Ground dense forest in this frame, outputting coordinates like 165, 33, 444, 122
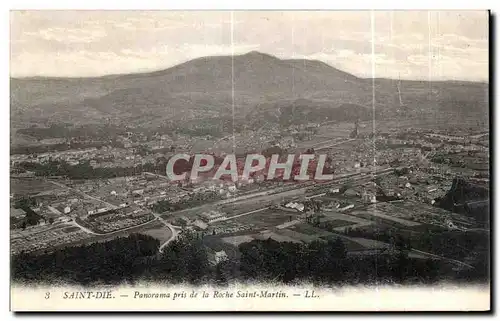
152, 192, 221, 213
16, 160, 160, 180
11, 232, 488, 286
13, 120, 233, 154
10, 197, 44, 229
344, 226, 489, 258
10, 140, 126, 155
17, 124, 129, 141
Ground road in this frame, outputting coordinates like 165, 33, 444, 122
71, 217, 159, 236
213, 207, 268, 223
214, 134, 234, 145
158, 166, 395, 219
308, 138, 344, 148
315, 139, 356, 151
411, 249, 474, 269
143, 172, 170, 180
48, 179, 118, 210
48, 206, 62, 215
306, 193, 326, 200
208, 170, 395, 225
49, 166, 395, 251
69, 200, 182, 251
149, 167, 480, 269
70, 219, 99, 235
387, 200, 485, 231
158, 221, 179, 253
124, 196, 183, 253
153, 210, 182, 253
47, 178, 180, 249
147, 197, 183, 252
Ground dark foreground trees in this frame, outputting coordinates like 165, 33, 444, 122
11, 233, 488, 286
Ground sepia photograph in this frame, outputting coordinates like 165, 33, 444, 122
9, 9, 490, 312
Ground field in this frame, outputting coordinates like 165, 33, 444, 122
320, 233, 392, 253
325, 236, 368, 252
51, 219, 164, 250
275, 228, 319, 243
202, 236, 240, 259
229, 208, 302, 229
141, 223, 173, 243
446, 151, 489, 172
254, 231, 302, 243
327, 219, 359, 228
62, 226, 80, 233
289, 223, 334, 237
219, 202, 269, 216
321, 210, 373, 224
11, 222, 91, 255
220, 235, 255, 246
350, 207, 421, 227
11, 178, 60, 196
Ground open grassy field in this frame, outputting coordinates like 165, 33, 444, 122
220, 234, 256, 246
321, 210, 372, 224
231, 208, 302, 229
62, 226, 80, 233
50, 219, 163, 250
11, 178, 59, 196
351, 207, 421, 227
202, 235, 240, 259
219, 202, 268, 216
327, 219, 359, 228
275, 228, 319, 243
289, 223, 334, 237
254, 231, 302, 243
142, 224, 173, 243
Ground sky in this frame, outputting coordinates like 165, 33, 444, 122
10, 11, 489, 81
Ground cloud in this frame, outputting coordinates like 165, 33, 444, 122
25, 27, 108, 43
10, 10, 489, 81
10, 43, 262, 77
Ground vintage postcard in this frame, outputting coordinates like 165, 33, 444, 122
9, 10, 490, 312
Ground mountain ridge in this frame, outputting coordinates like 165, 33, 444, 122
10, 51, 489, 130
10, 51, 487, 84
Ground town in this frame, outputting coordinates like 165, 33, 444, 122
10, 116, 489, 274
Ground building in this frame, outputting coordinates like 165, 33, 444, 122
56, 216, 71, 223
329, 188, 340, 194
214, 250, 229, 264
284, 202, 305, 212
10, 207, 26, 220
361, 191, 377, 204
350, 120, 359, 138
192, 219, 208, 230
200, 210, 227, 223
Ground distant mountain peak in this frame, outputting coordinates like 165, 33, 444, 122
240, 51, 278, 60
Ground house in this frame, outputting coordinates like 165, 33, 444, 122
132, 189, 144, 196
56, 216, 71, 223
215, 250, 229, 264
192, 220, 208, 230
329, 188, 340, 194
10, 207, 26, 219
361, 191, 377, 204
